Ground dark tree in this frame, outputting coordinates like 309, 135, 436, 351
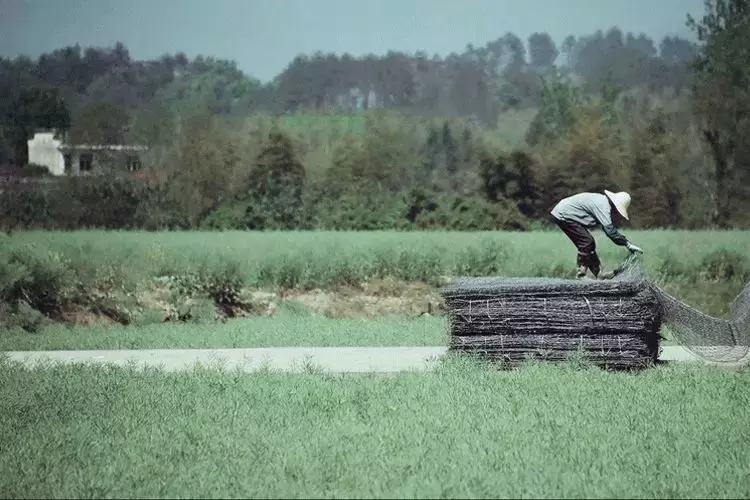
68, 102, 130, 144
687, 0, 750, 227
246, 127, 307, 229
528, 32, 559, 72
3, 86, 71, 164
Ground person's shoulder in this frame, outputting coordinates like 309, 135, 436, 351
560, 192, 606, 206
581, 192, 608, 203
572, 192, 604, 201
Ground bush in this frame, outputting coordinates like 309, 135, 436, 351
700, 249, 747, 281
0, 246, 75, 316
0, 184, 53, 230
47, 176, 141, 229
0, 300, 47, 333
413, 195, 529, 231
453, 238, 510, 276
0, 237, 139, 330
199, 202, 250, 230
312, 192, 409, 230
0, 242, 88, 330
164, 256, 249, 317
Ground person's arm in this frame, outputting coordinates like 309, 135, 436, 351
591, 203, 628, 246
591, 200, 644, 252
602, 223, 628, 246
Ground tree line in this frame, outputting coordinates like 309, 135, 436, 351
1, 0, 748, 231
0, 25, 698, 163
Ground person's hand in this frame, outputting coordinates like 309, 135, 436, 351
627, 242, 643, 254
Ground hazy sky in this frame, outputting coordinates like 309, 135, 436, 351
0, 0, 706, 83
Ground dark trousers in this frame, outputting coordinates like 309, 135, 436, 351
551, 216, 601, 276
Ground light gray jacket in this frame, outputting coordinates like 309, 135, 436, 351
551, 192, 628, 246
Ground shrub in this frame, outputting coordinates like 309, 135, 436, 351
165, 256, 249, 317
0, 246, 75, 316
23, 163, 53, 177
0, 242, 92, 329
0, 300, 47, 333
414, 195, 529, 231
700, 249, 747, 281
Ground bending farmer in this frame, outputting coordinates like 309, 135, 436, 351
551, 190, 643, 279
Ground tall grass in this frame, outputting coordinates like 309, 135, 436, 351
0, 357, 748, 499
2, 230, 748, 329
0, 308, 447, 351
7, 229, 749, 285
10, 231, 750, 286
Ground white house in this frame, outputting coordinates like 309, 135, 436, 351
27, 131, 66, 175
27, 131, 148, 176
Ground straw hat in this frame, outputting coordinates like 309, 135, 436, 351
604, 190, 630, 220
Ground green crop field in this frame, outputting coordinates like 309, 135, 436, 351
1, 356, 748, 499
2, 229, 748, 349
0, 307, 447, 351
7, 229, 749, 286
2, 230, 749, 498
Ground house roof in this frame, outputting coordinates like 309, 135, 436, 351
58, 144, 149, 152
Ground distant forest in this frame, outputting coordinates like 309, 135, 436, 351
0, 26, 698, 161
1, 0, 748, 232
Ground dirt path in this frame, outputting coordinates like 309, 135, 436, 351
3, 346, 721, 373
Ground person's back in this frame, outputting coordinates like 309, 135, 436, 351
551, 192, 614, 229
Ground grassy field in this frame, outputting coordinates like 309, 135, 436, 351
4, 229, 748, 316
2, 229, 749, 349
1, 356, 748, 499
0, 307, 448, 351
2, 229, 747, 498
7, 229, 749, 285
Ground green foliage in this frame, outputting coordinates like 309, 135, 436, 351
0, 235, 147, 329
199, 201, 250, 230
536, 109, 626, 213
68, 102, 130, 144
13, 228, 743, 291
0, 29, 732, 232
312, 192, 410, 231
528, 32, 559, 73
0, 244, 81, 330
244, 127, 307, 230
525, 70, 587, 146
159, 112, 245, 226
154, 58, 262, 116
0, 86, 70, 164
196, 258, 246, 310
22, 164, 53, 177
0, 299, 47, 333
1, 360, 748, 498
163, 256, 249, 318
0, 92, 746, 233
410, 194, 529, 231
629, 110, 682, 228
687, 0, 750, 227
52, 176, 141, 229
0, 184, 52, 230
0, 175, 145, 231
0, 230, 746, 331
699, 248, 747, 281
479, 148, 540, 217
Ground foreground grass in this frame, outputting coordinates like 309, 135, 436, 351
0, 308, 447, 351
0, 303, 678, 351
0, 357, 748, 498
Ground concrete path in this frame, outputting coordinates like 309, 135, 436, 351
2, 345, 719, 373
